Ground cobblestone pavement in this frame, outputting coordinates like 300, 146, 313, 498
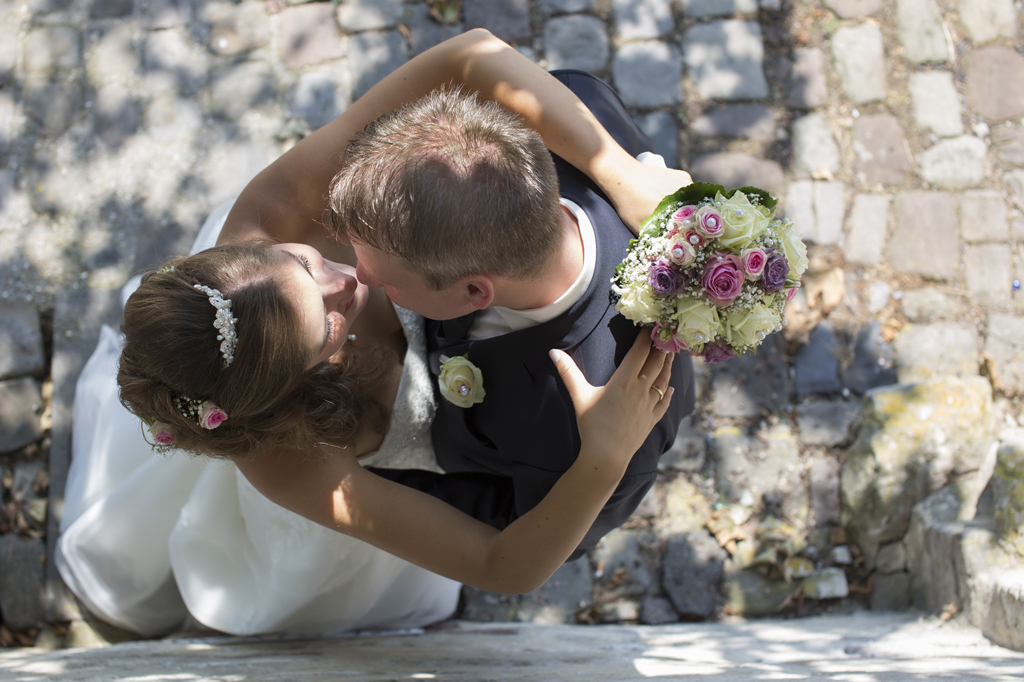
1, 0, 1024, 649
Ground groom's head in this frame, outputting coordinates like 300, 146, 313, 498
329, 87, 563, 320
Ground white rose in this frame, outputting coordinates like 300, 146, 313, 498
615, 280, 665, 325
724, 304, 779, 348
716, 191, 770, 252
439, 355, 485, 408
671, 296, 721, 347
774, 219, 808, 278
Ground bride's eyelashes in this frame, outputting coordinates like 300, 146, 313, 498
291, 250, 340, 346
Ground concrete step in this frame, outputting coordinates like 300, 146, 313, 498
1, 613, 1022, 682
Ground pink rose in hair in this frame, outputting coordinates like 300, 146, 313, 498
149, 421, 176, 445
199, 401, 228, 430
695, 206, 725, 239
701, 253, 745, 306
740, 247, 767, 280
651, 323, 688, 353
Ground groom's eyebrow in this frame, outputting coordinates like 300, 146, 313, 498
284, 250, 330, 354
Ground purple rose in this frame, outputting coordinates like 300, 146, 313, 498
700, 340, 738, 364
648, 259, 688, 297
760, 250, 790, 293
651, 323, 688, 353
701, 253, 744, 306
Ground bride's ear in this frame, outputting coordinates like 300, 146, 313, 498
461, 275, 494, 310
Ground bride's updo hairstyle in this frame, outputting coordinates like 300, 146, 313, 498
117, 241, 392, 459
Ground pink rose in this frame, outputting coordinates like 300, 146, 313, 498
199, 401, 228, 430
740, 247, 766, 280
685, 230, 705, 248
669, 205, 698, 232
651, 323, 688, 353
701, 253, 745, 306
667, 237, 696, 267
149, 421, 176, 445
674, 205, 697, 221
786, 284, 800, 302
695, 206, 725, 239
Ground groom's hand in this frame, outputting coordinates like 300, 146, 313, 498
550, 333, 674, 475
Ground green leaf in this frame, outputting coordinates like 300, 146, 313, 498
732, 186, 778, 213
637, 182, 725, 234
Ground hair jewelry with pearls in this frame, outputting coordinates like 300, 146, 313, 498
194, 284, 238, 368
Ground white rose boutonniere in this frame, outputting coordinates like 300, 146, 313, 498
439, 354, 485, 408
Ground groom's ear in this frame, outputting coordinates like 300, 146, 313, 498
461, 275, 495, 310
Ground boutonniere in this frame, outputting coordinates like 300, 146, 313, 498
438, 354, 486, 408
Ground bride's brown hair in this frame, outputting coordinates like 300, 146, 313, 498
117, 241, 393, 459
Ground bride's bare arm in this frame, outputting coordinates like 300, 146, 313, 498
237, 334, 674, 594
218, 29, 689, 249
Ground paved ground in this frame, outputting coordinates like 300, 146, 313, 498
2, 0, 1024, 655
3, 612, 1024, 681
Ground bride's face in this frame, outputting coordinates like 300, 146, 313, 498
271, 243, 368, 367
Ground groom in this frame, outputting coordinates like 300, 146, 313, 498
330, 71, 695, 559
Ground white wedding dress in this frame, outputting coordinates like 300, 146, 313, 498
55, 201, 461, 638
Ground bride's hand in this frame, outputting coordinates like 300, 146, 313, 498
599, 159, 693, 234
550, 332, 674, 475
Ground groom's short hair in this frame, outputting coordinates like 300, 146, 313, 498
329, 87, 563, 290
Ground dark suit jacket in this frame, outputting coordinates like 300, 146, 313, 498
371, 71, 695, 560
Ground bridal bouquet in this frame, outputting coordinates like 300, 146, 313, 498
612, 182, 807, 363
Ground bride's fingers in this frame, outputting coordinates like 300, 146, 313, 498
651, 350, 675, 400
636, 337, 669, 389
618, 331, 654, 379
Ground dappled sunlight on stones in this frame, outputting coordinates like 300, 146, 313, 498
958, 0, 1018, 45
347, 30, 408, 100
691, 104, 776, 142
204, 0, 270, 57
682, 20, 768, 101
463, 0, 530, 43
786, 47, 828, 110
841, 377, 994, 563
843, 194, 889, 266
964, 243, 1013, 308
985, 314, 1024, 395
792, 112, 840, 179
277, 3, 346, 70
967, 47, 1024, 122
612, 41, 682, 107
611, 0, 673, 41
961, 189, 1010, 242
823, 0, 882, 18
689, 152, 784, 197
543, 15, 608, 73
888, 191, 959, 279
852, 115, 911, 187
895, 322, 979, 383
896, 0, 948, 65
831, 23, 886, 105
921, 135, 988, 189
335, 0, 403, 33
909, 71, 965, 138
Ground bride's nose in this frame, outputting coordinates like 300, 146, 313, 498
320, 262, 357, 303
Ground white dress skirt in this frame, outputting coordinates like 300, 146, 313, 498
55, 201, 461, 637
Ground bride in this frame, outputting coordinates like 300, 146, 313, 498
57, 29, 689, 638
